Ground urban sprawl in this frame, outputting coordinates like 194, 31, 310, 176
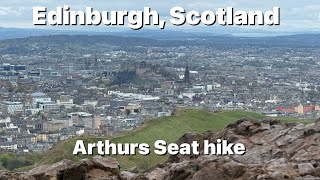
0, 38, 318, 154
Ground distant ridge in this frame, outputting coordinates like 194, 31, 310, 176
1, 33, 320, 55
0, 26, 319, 41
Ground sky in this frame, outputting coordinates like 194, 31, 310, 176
0, 0, 320, 33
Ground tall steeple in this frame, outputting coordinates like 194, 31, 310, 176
94, 54, 98, 68
184, 63, 190, 84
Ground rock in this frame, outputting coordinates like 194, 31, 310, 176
275, 124, 304, 147
304, 121, 320, 136
120, 171, 138, 180
314, 167, 320, 177
27, 159, 73, 180
144, 167, 166, 180
235, 120, 254, 135
298, 163, 315, 175
92, 156, 120, 174
1, 119, 320, 180
0, 157, 123, 180
127, 166, 138, 173
57, 156, 121, 180
142, 119, 320, 180
0, 172, 36, 180
265, 158, 298, 178
296, 175, 320, 180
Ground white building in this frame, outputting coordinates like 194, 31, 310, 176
76, 129, 85, 136
84, 100, 98, 108
0, 142, 18, 151
0, 101, 24, 114
157, 111, 171, 117
31, 92, 52, 108
38, 101, 59, 111
0, 117, 10, 124
6, 123, 18, 130
57, 95, 74, 109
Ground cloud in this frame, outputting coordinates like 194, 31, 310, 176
0, 7, 23, 16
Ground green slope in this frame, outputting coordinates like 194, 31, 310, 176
14, 109, 314, 171
31, 110, 264, 171
111, 109, 265, 170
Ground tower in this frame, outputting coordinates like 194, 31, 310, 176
85, 59, 91, 70
184, 63, 190, 84
94, 54, 99, 68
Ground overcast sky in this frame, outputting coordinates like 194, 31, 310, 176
0, 0, 320, 32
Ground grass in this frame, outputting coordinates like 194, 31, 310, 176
111, 109, 265, 170
29, 109, 264, 171
4, 109, 315, 172
275, 116, 315, 124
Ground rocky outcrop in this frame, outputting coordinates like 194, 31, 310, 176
0, 156, 121, 180
57, 156, 121, 180
28, 159, 73, 180
144, 118, 320, 180
1, 118, 319, 180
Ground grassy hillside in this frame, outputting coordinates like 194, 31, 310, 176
29, 110, 264, 170
12, 109, 314, 171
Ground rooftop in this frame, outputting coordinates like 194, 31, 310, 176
31, 92, 47, 97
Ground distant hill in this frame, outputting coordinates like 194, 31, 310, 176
0, 27, 280, 41
1, 33, 320, 56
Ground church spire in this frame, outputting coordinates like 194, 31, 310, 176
184, 63, 190, 84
